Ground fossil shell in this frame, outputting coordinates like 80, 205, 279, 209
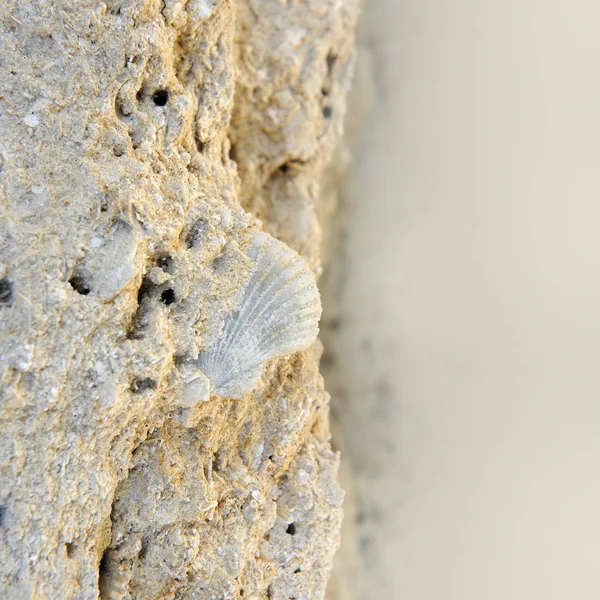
198, 231, 321, 398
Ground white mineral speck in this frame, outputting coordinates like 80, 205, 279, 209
24, 114, 39, 127
188, 0, 218, 19
221, 209, 232, 228
90, 237, 103, 248
31, 185, 44, 194
15, 344, 34, 371
148, 266, 170, 285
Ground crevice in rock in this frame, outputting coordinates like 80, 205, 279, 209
125, 275, 154, 340
0, 279, 14, 307
129, 377, 158, 394
65, 542, 76, 558
183, 218, 208, 249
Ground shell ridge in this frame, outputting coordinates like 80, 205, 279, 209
247, 283, 318, 333
217, 307, 319, 380
212, 241, 294, 365
236, 260, 316, 331
236, 276, 314, 341
218, 345, 264, 388
229, 280, 320, 360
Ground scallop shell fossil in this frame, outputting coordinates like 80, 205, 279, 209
198, 231, 321, 398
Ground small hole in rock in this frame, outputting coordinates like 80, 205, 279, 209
294, 568, 301, 574
277, 159, 304, 176
69, 276, 90, 296
161, 289, 175, 305
326, 51, 337, 74
240, 590, 244, 597
0, 279, 13, 307
195, 137, 205, 153
152, 89, 169, 106
0, 505, 6, 527
130, 377, 157, 394
65, 542, 76, 557
286, 522, 296, 536
323, 106, 333, 119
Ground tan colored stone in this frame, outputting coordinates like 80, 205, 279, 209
0, 1, 357, 599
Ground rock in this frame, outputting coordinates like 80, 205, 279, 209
179, 365, 211, 407
0, 1, 357, 599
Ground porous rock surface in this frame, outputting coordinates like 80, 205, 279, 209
0, 1, 357, 599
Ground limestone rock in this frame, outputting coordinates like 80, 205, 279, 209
0, 1, 357, 598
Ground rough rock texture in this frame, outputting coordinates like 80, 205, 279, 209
0, 1, 357, 599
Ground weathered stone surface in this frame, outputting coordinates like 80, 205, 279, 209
0, 1, 356, 599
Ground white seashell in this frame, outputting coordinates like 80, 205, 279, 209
198, 231, 321, 398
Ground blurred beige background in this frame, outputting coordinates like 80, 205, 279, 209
323, 1, 600, 598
